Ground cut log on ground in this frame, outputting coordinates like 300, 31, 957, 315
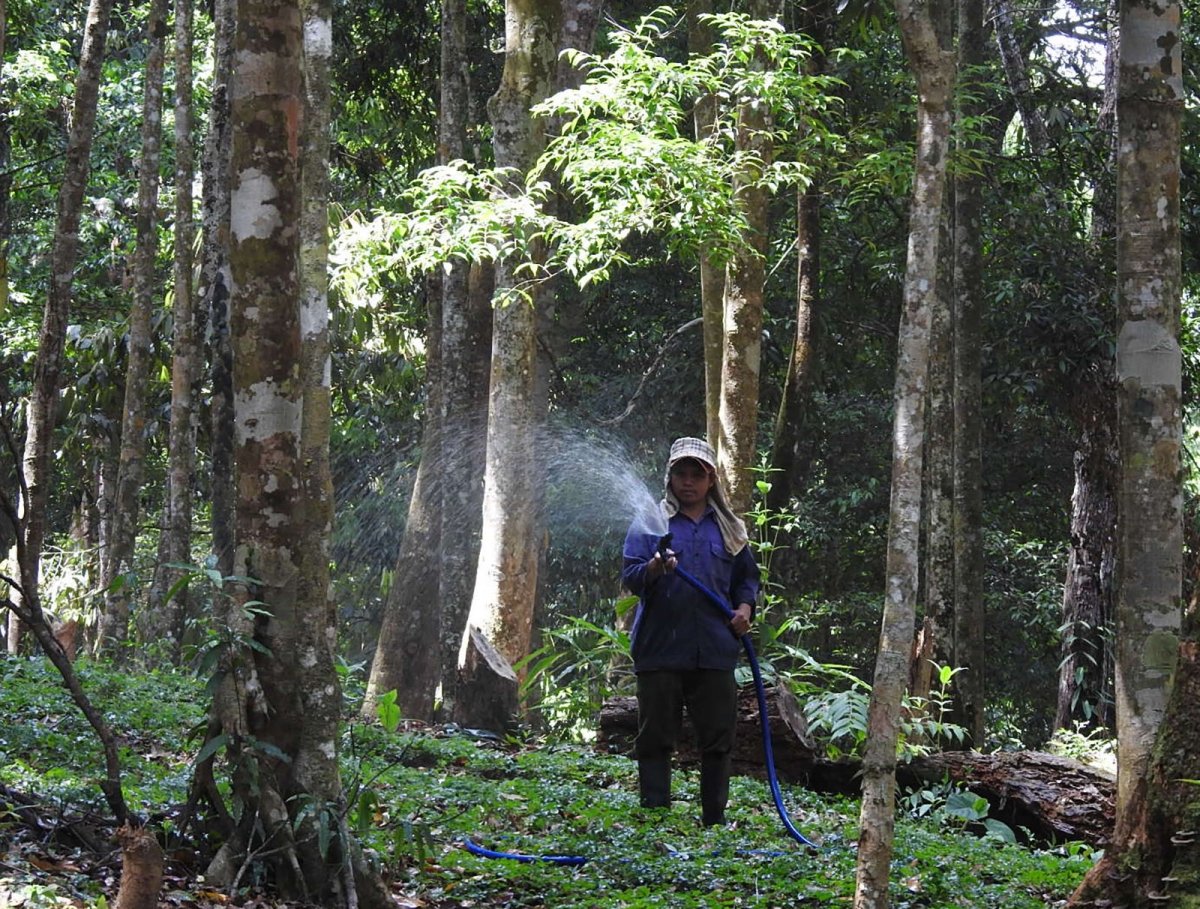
898, 749, 1115, 848
597, 689, 1114, 847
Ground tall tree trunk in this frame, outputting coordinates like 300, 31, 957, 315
206, 0, 366, 901
146, 0, 198, 655
1070, 0, 1182, 899
1055, 0, 1119, 736
365, 0, 469, 722
19, 0, 117, 651
363, 283, 443, 721
767, 1, 828, 513
203, 0, 236, 577
854, 0, 954, 905
98, 0, 168, 651
1056, 376, 1117, 734
991, 0, 1049, 155
716, 0, 777, 516
455, 0, 561, 724
767, 181, 820, 512
951, 0, 985, 747
436, 262, 491, 717
688, 0, 723, 446
922, 185, 954, 720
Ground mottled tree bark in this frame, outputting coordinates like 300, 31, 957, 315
1056, 379, 1117, 733
98, 0, 167, 652
205, 0, 360, 901
145, 0, 198, 657
854, 0, 954, 904
19, 0, 117, 653
991, 0, 1049, 155
1070, 0, 1182, 900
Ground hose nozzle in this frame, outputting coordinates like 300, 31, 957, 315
656, 533, 673, 557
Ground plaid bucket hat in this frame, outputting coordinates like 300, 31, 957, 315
668, 437, 717, 471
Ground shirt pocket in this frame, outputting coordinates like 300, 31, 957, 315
707, 542, 735, 601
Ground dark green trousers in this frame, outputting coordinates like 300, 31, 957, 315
635, 669, 737, 825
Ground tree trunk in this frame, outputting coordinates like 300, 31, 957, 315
365, 0, 473, 722
363, 286, 442, 721
1055, 381, 1117, 733
716, 0, 776, 517
455, 0, 561, 713
202, 0, 236, 578
854, 0, 954, 905
1070, 0, 1182, 900
951, 0, 985, 748
687, 0, 724, 446
922, 184, 954, 730
1055, 0, 1119, 736
991, 0, 1049, 155
20, 0, 117, 652
437, 262, 492, 717
99, 0, 167, 652
767, 180, 820, 512
208, 0, 356, 900
145, 0, 198, 656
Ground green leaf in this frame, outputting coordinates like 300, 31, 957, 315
615, 594, 640, 618
983, 818, 1017, 843
193, 733, 229, 765
378, 689, 401, 733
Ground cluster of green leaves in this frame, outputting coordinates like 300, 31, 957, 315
0, 656, 1093, 908
0, 658, 204, 811
334, 6, 846, 306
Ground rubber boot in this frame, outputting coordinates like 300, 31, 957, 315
700, 754, 731, 826
638, 757, 671, 809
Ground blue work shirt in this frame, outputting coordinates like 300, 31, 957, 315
622, 507, 759, 673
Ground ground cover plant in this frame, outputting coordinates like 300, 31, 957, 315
0, 657, 1092, 908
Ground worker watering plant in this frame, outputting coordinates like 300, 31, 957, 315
622, 437, 758, 827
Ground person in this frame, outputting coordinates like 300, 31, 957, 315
622, 437, 758, 826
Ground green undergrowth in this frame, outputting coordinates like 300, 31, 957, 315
357, 724, 1089, 908
0, 658, 1091, 908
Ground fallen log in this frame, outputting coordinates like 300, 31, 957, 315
597, 689, 1114, 846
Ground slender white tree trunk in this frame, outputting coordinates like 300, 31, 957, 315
854, 2, 954, 905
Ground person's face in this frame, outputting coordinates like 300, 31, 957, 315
669, 458, 713, 507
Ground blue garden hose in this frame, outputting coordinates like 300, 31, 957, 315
463, 533, 818, 863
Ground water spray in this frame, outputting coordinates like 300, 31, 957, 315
462, 530, 819, 864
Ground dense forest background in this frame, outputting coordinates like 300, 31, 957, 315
0, 0, 1196, 902
4, 0, 1194, 736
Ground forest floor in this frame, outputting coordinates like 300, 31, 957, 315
0, 657, 1094, 909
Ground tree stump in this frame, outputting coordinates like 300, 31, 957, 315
113, 824, 163, 909
454, 625, 519, 733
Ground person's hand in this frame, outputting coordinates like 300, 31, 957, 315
646, 549, 677, 581
729, 603, 752, 637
